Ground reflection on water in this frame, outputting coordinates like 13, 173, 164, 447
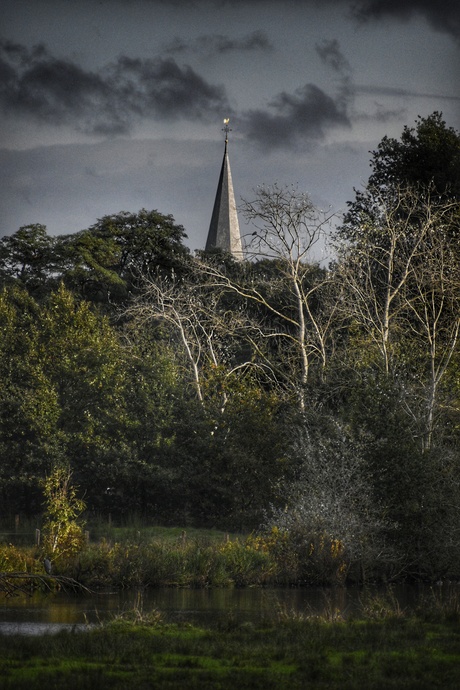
0, 584, 458, 635
0, 622, 92, 636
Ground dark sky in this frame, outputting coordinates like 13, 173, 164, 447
1, 0, 459, 256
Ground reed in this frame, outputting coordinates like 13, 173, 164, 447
44, 534, 275, 588
1, 529, 459, 590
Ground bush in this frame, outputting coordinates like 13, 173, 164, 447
0, 544, 37, 573
261, 424, 395, 584
41, 467, 86, 568
67, 534, 275, 588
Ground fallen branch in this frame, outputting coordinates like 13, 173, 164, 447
0, 572, 94, 597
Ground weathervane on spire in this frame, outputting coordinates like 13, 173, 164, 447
222, 118, 231, 144
206, 116, 243, 259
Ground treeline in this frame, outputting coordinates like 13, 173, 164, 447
1, 112, 460, 581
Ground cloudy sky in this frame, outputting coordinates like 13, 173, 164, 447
1, 0, 459, 256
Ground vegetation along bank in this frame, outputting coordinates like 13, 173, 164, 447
1, 113, 460, 584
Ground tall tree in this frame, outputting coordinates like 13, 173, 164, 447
0, 286, 60, 513
199, 184, 337, 410
59, 209, 190, 305
340, 113, 460, 245
335, 114, 460, 448
367, 112, 460, 199
0, 225, 57, 296
36, 285, 138, 508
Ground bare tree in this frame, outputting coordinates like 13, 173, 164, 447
334, 185, 439, 374
124, 271, 268, 413
198, 184, 338, 410
125, 275, 206, 402
402, 214, 460, 450
335, 184, 460, 449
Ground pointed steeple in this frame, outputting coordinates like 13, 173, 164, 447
205, 119, 243, 260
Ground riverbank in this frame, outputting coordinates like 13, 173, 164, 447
1, 605, 459, 689
0, 526, 437, 591
4, 518, 460, 588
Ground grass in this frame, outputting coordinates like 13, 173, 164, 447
0, 609, 459, 689
1, 520, 460, 591
111, 525, 241, 544
84, 516, 245, 546
1, 524, 269, 591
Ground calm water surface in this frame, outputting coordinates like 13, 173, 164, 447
0, 584, 457, 635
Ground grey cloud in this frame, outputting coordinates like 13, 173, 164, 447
356, 84, 460, 101
315, 39, 351, 74
240, 40, 363, 151
356, 103, 407, 123
110, 55, 230, 121
352, 82, 460, 123
241, 83, 351, 150
0, 41, 231, 135
164, 30, 274, 56
155, 0, 460, 42
353, 82, 460, 125
350, 0, 460, 41
315, 39, 354, 114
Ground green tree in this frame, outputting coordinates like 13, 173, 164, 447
340, 113, 460, 245
345, 371, 460, 579
0, 286, 61, 514
125, 259, 294, 527
329, 114, 460, 576
162, 372, 290, 529
0, 224, 57, 296
36, 284, 137, 511
367, 112, 460, 199
0, 278, 186, 519
59, 209, 190, 306
41, 467, 86, 565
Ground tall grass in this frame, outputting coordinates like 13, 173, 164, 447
67, 536, 274, 588
1, 608, 460, 689
4, 522, 459, 590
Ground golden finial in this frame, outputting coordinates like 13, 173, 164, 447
222, 118, 231, 143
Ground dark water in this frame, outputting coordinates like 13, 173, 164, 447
0, 583, 458, 635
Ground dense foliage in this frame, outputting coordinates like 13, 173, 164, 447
1, 113, 460, 582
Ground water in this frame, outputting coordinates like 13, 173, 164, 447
0, 584, 456, 635
0, 588, 326, 635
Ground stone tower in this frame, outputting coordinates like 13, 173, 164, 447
205, 120, 243, 260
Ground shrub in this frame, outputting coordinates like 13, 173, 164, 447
0, 544, 37, 573
41, 467, 86, 569
262, 424, 394, 584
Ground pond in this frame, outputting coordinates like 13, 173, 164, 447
0, 583, 457, 635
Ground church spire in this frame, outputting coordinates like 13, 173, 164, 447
205, 119, 243, 260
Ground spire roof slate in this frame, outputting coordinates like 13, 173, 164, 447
205, 126, 243, 260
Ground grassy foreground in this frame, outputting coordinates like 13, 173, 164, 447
1, 612, 460, 689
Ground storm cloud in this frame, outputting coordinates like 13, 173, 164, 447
241, 39, 354, 151
0, 40, 231, 135
164, 30, 274, 56
349, 0, 460, 42
161, 0, 460, 42
241, 82, 351, 150
0, 37, 355, 150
